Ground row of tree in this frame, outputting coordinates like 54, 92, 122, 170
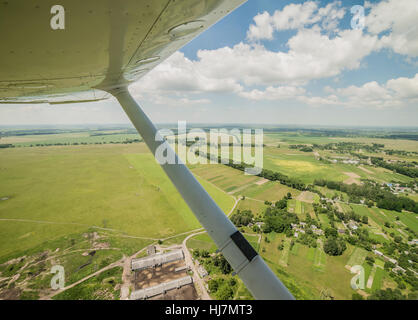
371, 157, 418, 178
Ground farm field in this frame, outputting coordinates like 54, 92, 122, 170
350, 204, 418, 239
260, 233, 355, 300
1, 127, 417, 300
287, 199, 315, 219
1, 130, 142, 147
0, 143, 234, 261
232, 198, 267, 217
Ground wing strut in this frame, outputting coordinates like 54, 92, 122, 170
109, 86, 295, 300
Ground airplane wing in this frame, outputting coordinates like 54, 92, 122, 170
0, 0, 245, 103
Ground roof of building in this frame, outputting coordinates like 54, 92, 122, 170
131, 250, 184, 271
130, 276, 192, 300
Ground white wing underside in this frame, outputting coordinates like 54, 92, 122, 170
0, 0, 246, 104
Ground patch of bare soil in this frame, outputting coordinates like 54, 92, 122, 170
0, 288, 21, 300
133, 261, 188, 290
343, 172, 361, 185
255, 178, 269, 186
93, 242, 110, 249
149, 284, 198, 300
297, 191, 315, 203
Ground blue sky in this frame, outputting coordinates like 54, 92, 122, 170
1, 0, 417, 127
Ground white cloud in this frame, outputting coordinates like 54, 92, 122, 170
247, 1, 345, 40
303, 73, 418, 108
128, 0, 415, 111
365, 0, 418, 57
386, 73, 418, 99
130, 52, 243, 95
135, 27, 379, 97
336, 81, 392, 102
247, 11, 274, 41
239, 86, 306, 101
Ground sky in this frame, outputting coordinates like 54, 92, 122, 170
1, 0, 418, 127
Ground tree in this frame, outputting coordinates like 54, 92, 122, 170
324, 238, 347, 256
362, 215, 368, 224
368, 288, 405, 300
192, 249, 200, 258
213, 254, 232, 274
365, 256, 375, 266
201, 249, 210, 258
352, 293, 364, 300
208, 279, 219, 293
216, 285, 234, 300
325, 227, 338, 238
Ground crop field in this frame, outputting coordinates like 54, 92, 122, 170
239, 181, 300, 202
263, 153, 346, 184
190, 164, 259, 194
350, 204, 417, 239
1, 127, 417, 300
266, 241, 355, 300
233, 198, 267, 217
264, 133, 337, 146
346, 247, 368, 268
0, 143, 234, 261
318, 214, 331, 228
1, 131, 141, 147
288, 199, 315, 219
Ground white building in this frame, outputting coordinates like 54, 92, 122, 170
131, 250, 184, 271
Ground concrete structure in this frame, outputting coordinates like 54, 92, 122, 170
147, 245, 156, 256
373, 250, 383, 257
174, 266, 189, 273
131, 250, 184, 271
197, 265, 208, 278
130, 276, 193, 300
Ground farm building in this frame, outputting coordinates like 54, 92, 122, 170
131, 250, 184, 271
130, 276, 193, 300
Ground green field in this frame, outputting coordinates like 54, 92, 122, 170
350, 204, 417, 239
1, 128, 417, 300
1, 130, 142, 147
233, 198, 267, 217
346, 247, 368, 267
0, 144, 234, 261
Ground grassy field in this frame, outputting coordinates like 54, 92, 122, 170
346, 247, 368, 268
262, 141, 414, 184
0, 143, 234, 261
264, 151, 346, 184
1, 131, 141, 147
1, 128, 417, 300
350, 204, 417, 239
233, 198, 267, 217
